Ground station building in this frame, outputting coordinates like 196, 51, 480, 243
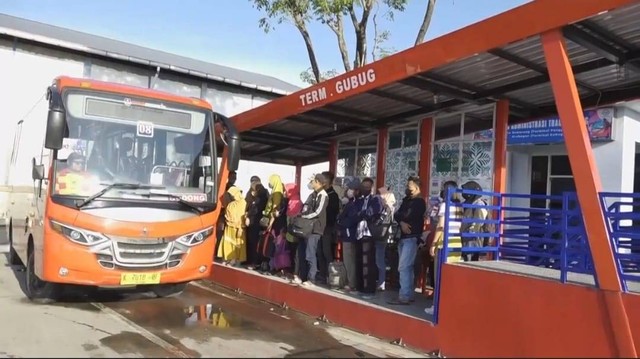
226, 1, 640, 357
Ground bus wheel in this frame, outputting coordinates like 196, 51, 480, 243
25, 249, 60, 304
152, 283, 187, 298
8, 233, 23, 267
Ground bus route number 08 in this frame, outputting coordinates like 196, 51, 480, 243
137, 121, 154, 138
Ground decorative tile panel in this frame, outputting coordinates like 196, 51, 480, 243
385, 145, 420, 200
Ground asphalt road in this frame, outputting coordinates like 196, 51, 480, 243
0, 244, 428, 358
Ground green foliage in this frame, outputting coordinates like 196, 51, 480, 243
250, 0, 431, 85
300, 67, 339, 84
252, 0, 312, 33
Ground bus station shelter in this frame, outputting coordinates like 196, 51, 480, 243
209, 1, 640, 357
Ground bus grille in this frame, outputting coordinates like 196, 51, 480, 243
94, 238, 187, 269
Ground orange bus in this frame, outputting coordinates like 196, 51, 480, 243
6, 76, 240, 301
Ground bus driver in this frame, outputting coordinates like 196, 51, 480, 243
55, 152, 98, 196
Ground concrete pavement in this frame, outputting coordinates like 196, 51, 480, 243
0, 248, 429, 358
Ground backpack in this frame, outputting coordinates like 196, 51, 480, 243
368, 203, 394, 240
468, 199, 494, 233
462, 199, 495, 246
336, 201, 359, 242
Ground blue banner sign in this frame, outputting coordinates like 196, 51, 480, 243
474, 108, 614, 145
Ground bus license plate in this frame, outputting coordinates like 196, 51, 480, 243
120, 272, 162, 285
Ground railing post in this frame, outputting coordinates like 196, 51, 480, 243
433, 186, 454, 324
560, 193, 569, 284
496, 193, 503, 261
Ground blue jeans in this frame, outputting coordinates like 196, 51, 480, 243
375, 241, 386, 287
398, 237, 418, 301
305, 234, 321, 282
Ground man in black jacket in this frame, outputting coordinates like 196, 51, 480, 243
390, 176, 427, 305
318, 171, 340, 284
296, 173, 329, 287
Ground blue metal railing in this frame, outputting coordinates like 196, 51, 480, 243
432, 189, 598, 324
432, 189, 640, 324
599, 192, 640, 292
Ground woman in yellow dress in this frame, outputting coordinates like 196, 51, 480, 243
218, 186, 247, 266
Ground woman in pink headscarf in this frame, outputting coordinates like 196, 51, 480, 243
285, 183, 303, 280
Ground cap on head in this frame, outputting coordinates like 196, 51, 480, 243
461, 180, 482, 191
67, 152, 85, 163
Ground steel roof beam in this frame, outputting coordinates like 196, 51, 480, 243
478, 57, 615, 98
319, 105, 376, 120
489, 48, 600, 94
405, 73, 537, 114
242, 129, 322, 148
563, 24, 640, 74
310, 108, 374, 128
401, 77, 486, 105
284, 115, 337, 129
254, 126, 361, 158
435, 82, 640, 141
368, 89, 432, 107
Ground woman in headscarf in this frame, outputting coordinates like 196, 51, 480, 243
284, 183, 303, 280
245, 176, 269, 269
259, 174, 287, 272
217, 186, 247, 266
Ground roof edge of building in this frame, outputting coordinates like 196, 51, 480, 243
0, 14, 302, 97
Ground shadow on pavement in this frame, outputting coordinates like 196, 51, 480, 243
2, 251, 156, 305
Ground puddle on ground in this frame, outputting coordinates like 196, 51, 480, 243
99, 331, 181, 358
182, 304, 251, 329
101, 285, 387, 358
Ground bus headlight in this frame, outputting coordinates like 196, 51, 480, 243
50, 220, 109, 246
176, 227, 213, 247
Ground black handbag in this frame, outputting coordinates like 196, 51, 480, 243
289, 216, 315, 239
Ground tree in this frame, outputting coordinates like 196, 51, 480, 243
251, 0, 438, 85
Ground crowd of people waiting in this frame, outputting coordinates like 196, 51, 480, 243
214, 170, 491, 306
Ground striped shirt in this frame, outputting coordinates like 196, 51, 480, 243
438, 201, 463, 236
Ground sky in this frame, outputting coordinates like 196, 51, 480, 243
0, 0, 530, 197
0, 0, 530, 88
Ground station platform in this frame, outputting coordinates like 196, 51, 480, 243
207, 260, 640, 357
207, 263, 439, 354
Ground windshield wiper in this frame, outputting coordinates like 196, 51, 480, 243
76, 183, 158, 209
142, 192, 205, 214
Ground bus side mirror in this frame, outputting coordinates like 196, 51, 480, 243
212, 112, 240, 172
227, 136, 240, 172
44, 109, 66, 150
32, 158, 45, 181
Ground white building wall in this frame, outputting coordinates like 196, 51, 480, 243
0, 38, 305, 222
506, 106, 640, 200
0, 41, 86, 224
1, 41, 85, 187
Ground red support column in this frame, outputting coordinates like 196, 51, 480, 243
376, 127, 388, 189
329, 140, 338, 175
542, 29, 636, 358
418, 117, 434, 294
493, 100, 509, 249
418, 118, 434, 195
295, 162, 302, 189
492, 100, 509, 196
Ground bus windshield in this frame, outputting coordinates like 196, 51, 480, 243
52, 91, 215, 206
